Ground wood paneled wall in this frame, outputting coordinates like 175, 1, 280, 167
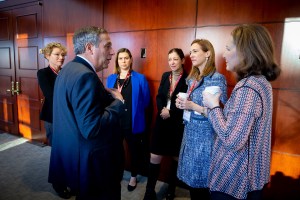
1, 0, 299, 198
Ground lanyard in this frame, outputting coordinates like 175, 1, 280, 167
187, 79, 198, 99
169, 72, 183, 98
117, 71, 131, 92
50, 66, 59, 75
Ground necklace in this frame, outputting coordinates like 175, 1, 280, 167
117, 71, 131, 92
168, 71, 183, 99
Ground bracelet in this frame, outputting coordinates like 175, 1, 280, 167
210, 106, 221, 111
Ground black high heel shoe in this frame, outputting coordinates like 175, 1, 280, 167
127, 183, 137, 191
127, 177, 138, 192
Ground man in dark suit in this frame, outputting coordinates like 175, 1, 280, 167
48, 26, 125, 200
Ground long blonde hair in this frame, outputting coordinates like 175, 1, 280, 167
187, 39, 216, 81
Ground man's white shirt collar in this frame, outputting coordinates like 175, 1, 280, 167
77, 55, 96, 72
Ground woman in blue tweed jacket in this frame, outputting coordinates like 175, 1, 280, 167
203, 24, 281, 200
176, 39, 227, 200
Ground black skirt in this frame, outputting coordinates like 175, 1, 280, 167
150, 114, 184, 156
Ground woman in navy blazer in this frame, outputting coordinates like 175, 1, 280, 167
37, 42, 67, 145
107, 48, 150, 192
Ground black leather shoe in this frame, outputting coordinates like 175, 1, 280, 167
166, 192, 175, 200
166, 184, 175, 200
52, 184, 72, 199
143, 189, 157, 200
127, 183, 137, 191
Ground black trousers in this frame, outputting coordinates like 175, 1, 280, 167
189, 187, 210, 200
124, 130, 146, 177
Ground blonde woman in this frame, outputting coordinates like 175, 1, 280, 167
37, 42, 66, 146
176, 39, 227, 200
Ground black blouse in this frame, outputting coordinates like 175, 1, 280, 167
114, 77, 132, 130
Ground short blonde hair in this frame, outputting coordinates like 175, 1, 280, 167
39, 42, 67, 59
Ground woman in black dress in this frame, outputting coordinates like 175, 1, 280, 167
144, 48, 188, 200
37, 42, 67, 146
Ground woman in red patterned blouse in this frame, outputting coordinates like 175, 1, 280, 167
203, 24, 281, 200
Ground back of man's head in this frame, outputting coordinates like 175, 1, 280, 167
73, 26, 108, 55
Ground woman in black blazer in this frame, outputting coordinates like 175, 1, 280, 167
144, 48, 188, 200
37, 42, 66, 146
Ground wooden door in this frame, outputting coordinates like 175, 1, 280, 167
0, 10, 19, 135
12, 4, 45, 142
0, 4, 45, 142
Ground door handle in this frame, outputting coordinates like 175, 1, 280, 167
15, 81, 21, 95
6, 81, 15, 95
6, 81, 21, 95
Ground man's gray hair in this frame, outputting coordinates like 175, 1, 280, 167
73, 26, 108, 55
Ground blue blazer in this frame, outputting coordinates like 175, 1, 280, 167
107, 70, 150, 134
49, 56, 125, 198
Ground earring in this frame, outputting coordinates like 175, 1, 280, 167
205, 57, 208, 61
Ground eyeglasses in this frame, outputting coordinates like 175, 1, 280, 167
51, 53, 66, 57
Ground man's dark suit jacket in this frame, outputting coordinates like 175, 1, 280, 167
49, 56, 125, 200
37, 66, 56, 122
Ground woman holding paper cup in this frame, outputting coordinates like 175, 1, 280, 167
176, 39, 227, 200
143, 48, 188, 200
203, 24, 281, 200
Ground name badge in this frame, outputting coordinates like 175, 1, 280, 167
194, 111, 201, 115
183, 110, 191, 122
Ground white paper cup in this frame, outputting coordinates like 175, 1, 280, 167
204, 86, 221, 95
178, 92, 188, 100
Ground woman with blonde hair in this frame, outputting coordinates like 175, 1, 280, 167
176, 39, 227, 200
37, 42, 67, 146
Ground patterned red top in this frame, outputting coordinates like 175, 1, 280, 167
208, 75, 273, 199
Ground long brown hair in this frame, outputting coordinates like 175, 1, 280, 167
187, 39, 216, 81
113, 48, 133, 74
232, 24, 281, 81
